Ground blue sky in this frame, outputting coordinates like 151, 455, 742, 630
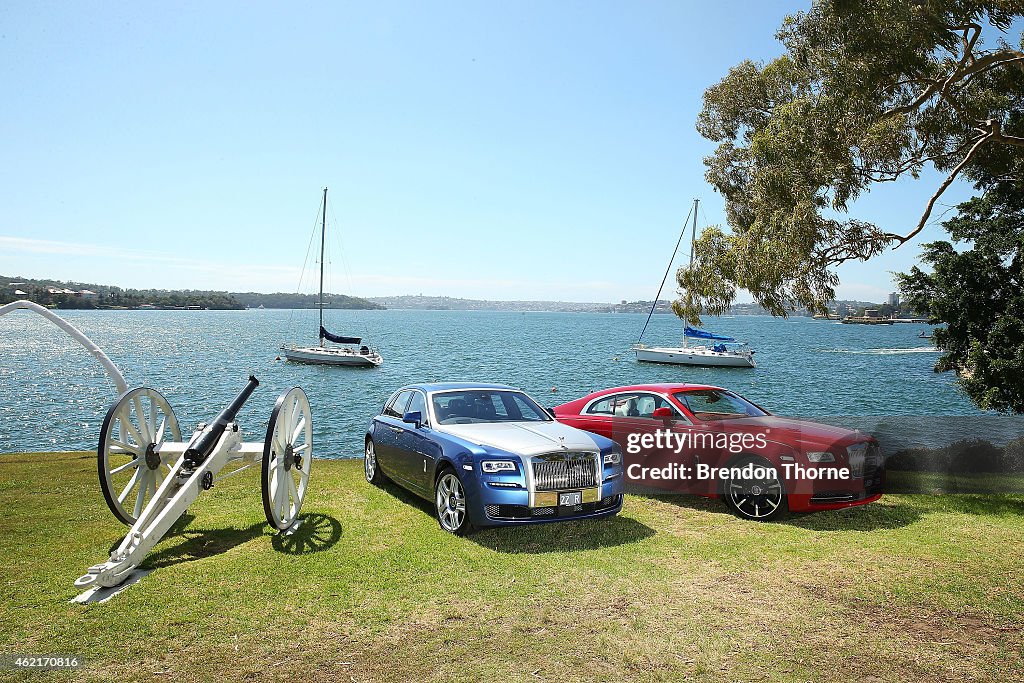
0, 1, 983, 303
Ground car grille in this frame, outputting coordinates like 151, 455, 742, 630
485, 495, 621, 520
531, 452, 599, 491
847, 442, 880, 478
810, 491, 865, 503
864, 443, 883, 491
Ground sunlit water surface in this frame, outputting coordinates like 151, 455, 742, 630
2, 309, 1017, 458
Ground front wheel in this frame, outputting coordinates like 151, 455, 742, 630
364, 439, 386, 485
435, 470, 473, 535
722, 456, 788, 522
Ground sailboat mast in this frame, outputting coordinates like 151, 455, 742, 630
319, 187, 327, 346
689, 198, 698, 265
683, 198, 698, 349
635, 200, 698, 345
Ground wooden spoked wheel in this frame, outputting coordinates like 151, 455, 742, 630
262, 387, 313, 531
98, 387, 182, 525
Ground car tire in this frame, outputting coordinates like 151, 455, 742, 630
435, 468, 474, 535
721, 455, 789, 522
364, 439, 387, 485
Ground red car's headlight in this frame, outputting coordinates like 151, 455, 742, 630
806, 451, 835, 463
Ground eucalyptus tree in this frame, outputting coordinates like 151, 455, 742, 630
682, 0, 1023, 323
899, 165, 1023, 412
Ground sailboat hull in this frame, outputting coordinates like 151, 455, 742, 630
634, 345, 756, 368
283, 345, 382, 367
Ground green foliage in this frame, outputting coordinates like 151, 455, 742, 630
683, 0, 1024, 324
1, 276, 245, 310
1, 276, 381, 310
899, 173, 1024, 412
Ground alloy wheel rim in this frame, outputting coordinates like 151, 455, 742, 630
436, 473, 466, 531
364, 443, 376, 481
728, 471, 783, 519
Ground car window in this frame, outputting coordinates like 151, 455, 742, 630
384, 390, 413, 418
674, 389, 766, 421
432, 390, 550, 425
586, 392, 679, 419
504, 393, 544, 420
586, 393, 639, 416
406, 391, 428, 425
635, 394, 679, 417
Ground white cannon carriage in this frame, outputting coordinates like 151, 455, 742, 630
77, 375, 313, 589
0, 300, 314, 593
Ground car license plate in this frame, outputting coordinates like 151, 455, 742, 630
559, 491, 582, 506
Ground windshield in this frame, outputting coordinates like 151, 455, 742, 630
673, 389, 767, 421
431, 390, 551, 425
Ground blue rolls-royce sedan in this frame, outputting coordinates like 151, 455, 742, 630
365, 382, 624, 534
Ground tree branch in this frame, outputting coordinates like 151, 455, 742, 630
859, 134, 974, 182
890, 128, 995, 245
994, 133, 1024, 147
881, 50, 1024, 119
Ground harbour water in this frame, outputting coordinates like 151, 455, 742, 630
1, 308, 1018, 458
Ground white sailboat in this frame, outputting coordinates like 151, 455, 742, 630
632, 199, 756, 368
282, 188, 383, 367
633, 327, 756, 367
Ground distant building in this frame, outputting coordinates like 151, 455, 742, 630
46, 286, 84, 296
888, 292, 900, 307
79, 290, 98, 300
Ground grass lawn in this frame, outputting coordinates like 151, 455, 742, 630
1, 452, 1022, 682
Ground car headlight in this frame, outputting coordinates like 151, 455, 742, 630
603, 450, 622, 465
481, 460, 517, 473
806, 451, 835, 463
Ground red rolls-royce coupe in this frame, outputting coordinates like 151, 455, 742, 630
553, 384, 883, 521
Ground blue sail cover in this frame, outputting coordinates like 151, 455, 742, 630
684, 326, 736, 342
320, 326, 361, 345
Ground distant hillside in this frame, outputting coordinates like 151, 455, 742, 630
232, 292, 383, 310
2, 275, 243, 310
367, 295, 608, 312
1, 276, 381, 311
368, 296, 809, 315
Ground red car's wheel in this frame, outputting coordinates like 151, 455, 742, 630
722, 456, 789, 521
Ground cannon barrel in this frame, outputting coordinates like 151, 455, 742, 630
183, 375, 260, 469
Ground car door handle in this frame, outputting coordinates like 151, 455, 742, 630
387, 425, 404, 433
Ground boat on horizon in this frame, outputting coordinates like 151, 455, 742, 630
281, 188, 383, 368
841, 316, 894, 325
634, 326, 756, 367
631, 199, 756, 368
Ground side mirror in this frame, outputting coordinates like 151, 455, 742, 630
651, 407, 673, 420
546, 407, 558, 418
403, 411, 423, 427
